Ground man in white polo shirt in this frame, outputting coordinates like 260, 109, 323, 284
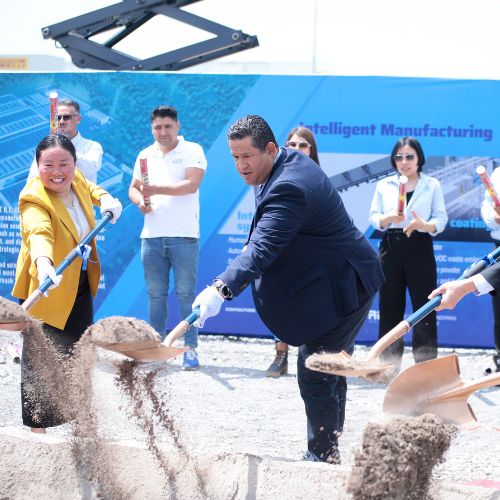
28, 99, 103, 184
128, 105, 207, 370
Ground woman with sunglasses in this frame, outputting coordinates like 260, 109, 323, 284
265, 126, 321, 377
368, 137, 448, 380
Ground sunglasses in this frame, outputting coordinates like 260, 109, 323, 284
393, 154, 416, 162
57, 114, 78, 122
286, 141, 310, 149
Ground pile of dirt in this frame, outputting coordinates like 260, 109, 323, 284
346, 413, 457, 500
87, 316, 160, 344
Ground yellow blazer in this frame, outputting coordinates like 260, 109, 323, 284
12, 169, 108, 330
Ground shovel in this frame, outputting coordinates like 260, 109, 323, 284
93, 310, 199, 362
383, 354, 500, 425
0, 212, 112, 332
306, 245, 500, 382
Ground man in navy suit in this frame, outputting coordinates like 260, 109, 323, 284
193, 115, 385, 463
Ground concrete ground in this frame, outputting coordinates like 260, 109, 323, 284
0, 331, 499, 499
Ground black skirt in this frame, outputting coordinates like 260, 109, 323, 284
21, 270, 93, 428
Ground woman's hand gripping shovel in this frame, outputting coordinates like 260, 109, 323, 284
383, 354, 500, 425
0, 212, 113, 333
306, 246, 500, 383
0, 208, 196, 363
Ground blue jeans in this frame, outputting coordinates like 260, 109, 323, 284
141, 237, 199, 347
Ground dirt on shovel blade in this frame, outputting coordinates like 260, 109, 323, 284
0, 296, 29, 324
306, 351, 386, 373
88, 316, 161, 344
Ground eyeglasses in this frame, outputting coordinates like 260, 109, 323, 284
286, 141, 310, 149
393, 154, 416, 162
57, 114, 78, 122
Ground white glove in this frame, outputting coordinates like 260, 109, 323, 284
36, 258, 62, 296
192, 286, 224, 328
100, 194, 122, 224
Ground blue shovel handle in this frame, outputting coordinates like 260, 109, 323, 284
406, 245, 500, 327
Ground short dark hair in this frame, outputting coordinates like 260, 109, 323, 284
227, 115, 278, 151
58, 99, 80, 114
286, 126, 320, 165
151, 106, 178, 122
390, 136, 425, 172
36, 134, 77, 164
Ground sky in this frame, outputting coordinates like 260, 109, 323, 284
1, 0, 500, 79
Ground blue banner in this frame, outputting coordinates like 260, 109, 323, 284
1, 73, 499, 348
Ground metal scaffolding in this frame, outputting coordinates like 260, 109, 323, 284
41, 0, 259, 71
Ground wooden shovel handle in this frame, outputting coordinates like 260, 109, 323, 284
162, 309, 199, 347
366, 321, 410, 362
430, 372, 500, 402
21, 290, 43, 312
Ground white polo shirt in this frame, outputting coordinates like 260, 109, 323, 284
133, 136, 207, 239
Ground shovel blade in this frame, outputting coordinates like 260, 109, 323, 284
306, 350, 393, 379
383, 354, 476, 424
121, 345, 188, 362
92, 339, 160, 352
0, 321, 31, 332
94, 339, 188, 362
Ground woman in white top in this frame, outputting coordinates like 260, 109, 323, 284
369, 137, 448, 376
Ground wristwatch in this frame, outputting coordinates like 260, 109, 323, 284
213, 279, 234, 300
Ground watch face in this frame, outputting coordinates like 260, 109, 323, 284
214, 280, 232, 299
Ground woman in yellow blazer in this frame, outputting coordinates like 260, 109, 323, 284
12, 134, 122, 433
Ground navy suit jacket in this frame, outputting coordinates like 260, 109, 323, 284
218, 148, 385, 346
482, 261, 500, 294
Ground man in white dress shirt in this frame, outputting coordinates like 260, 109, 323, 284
28, 99, 103, 184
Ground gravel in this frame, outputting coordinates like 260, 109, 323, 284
0, 330, 499, 496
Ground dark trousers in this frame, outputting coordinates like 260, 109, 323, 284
378, 230, 437, 367
297, 294, 373, 463
491, 241, 500, 354
21, 270, 93, 428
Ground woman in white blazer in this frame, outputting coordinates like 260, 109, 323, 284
369, 137, 448, 378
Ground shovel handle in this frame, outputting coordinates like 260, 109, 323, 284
366, 321, 410, 361
405, 245, 500, 328
370, 245, 500, 360
21, 212, 113, 312
429, 372, 500, 402
162, 309, 200, 347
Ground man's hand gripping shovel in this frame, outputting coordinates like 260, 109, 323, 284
306, 246, 500, 383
